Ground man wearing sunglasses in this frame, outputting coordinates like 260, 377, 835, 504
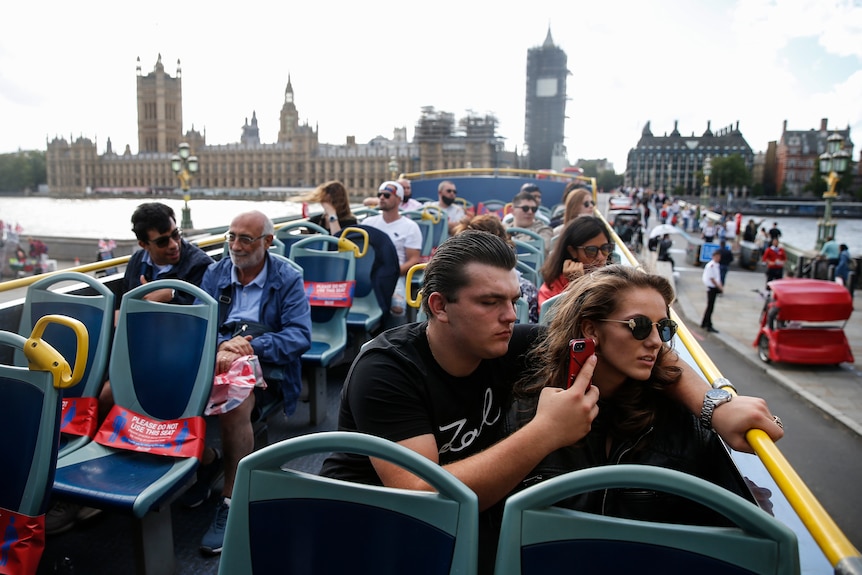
363, 181, 423, 326
506, 190, 554, 256
121, 202, 214, 305
428, 180, 467, 234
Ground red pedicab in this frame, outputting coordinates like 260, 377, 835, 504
754, 278, 854, 365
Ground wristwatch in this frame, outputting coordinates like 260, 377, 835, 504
328, 214, 338, 223
701, 388, 733, 428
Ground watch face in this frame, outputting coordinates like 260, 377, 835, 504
706, 388, 732, 402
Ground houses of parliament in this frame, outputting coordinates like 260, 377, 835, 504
45, 55, 518, 198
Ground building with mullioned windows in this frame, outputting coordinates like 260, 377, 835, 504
624, 120, 755, 198
45, 56, 513, 199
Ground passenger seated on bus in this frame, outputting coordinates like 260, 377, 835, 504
455, 214, 539, 323
509, 266, 757, 525
504, 190, 554, 257
196, 210, 311, 556
552, 187, 595, 235
320, 232, 784, 574
299, 180, 357, 235
119, 202, 213, 306
538, 216, 612, 306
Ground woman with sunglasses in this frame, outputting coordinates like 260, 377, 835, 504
510, 265, 753, 524
552, 187, 595, 235
538, 215, 613, 305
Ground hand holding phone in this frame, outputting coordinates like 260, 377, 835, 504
565, 338, 595, 390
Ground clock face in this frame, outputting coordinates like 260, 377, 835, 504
536, 77, 557, 97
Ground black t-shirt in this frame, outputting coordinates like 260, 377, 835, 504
320, 322, 541, 484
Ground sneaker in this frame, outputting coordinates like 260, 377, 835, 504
46, 502, 79, 535
200, 499, 230, 555
180, 449, 224, 508
76, 505, 102, 523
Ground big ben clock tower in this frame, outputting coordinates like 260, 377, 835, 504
524, 29, 569, 170
277, 75, 300, 143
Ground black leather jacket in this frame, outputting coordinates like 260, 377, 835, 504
506, 394, 756, 527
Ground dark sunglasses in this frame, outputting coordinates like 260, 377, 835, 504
601, 316, 678, 342
517, 205, 539, 213
583, 200, 595, 208
148, 228, 181, 248
575, 243, 614, 258
377, 191, 393, 199
443, 188, 457, 194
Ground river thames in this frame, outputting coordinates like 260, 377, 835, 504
2, 196, 862, 254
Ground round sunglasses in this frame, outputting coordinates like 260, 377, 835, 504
600, 316, 678, 342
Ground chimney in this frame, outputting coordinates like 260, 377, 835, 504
783, 120, 787, 133
821, 118, 828, 132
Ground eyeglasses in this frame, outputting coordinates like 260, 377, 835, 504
516, 205, 539, 213
148, 228, 181, 248
583, 201, 595, 208
575, 243, 615, 258
225, 232, 268, 246
377, 191, 393, 199
443, 188, 457, 194
601, 316, 678, 342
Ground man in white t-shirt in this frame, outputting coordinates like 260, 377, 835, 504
363, 181, 423, 325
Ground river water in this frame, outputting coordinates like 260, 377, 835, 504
2, 196, 861, 254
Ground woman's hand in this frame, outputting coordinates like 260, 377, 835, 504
563, 259, 585, 279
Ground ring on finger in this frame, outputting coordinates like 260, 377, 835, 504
772, 415, 783, 429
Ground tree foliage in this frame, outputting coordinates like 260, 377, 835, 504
708, 154, 751, 191
0, 150, 47, 192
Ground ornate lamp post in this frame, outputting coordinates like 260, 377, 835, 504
816, 132, 850, 249
171, 143, 199, 231
701, 156, 712, 212
388, 155, 398, 181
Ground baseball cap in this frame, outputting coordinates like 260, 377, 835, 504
378, 181, 404, 200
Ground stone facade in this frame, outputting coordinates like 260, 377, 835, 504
46, 59, 511, 199
775, 118, 854, 196
624, 120, 754, 197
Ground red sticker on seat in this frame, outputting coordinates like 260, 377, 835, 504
94, 406, 205, 459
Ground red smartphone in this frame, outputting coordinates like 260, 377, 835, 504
566, 338, 595, 390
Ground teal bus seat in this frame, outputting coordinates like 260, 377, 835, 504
402, 210, 436, 261
495, 464, 800, 575
14, 272, 114, 458
219, 431, 479, 575
275, 220, 330, 256
512, 239, 544, 285
514, 296, 530, 325
538, 292, 564, 325
506, 226, 547, 258
424, 205, 449, 251
515, 260, 541, 291
52, 279, 218, 575
290, 235, 355, 425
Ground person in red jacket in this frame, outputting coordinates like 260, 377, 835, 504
761, 237, 786, 289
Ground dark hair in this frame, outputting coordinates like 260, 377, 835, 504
131, 203, 176, 243
421, 230, 516, 316
512, 190, 538, 205
540, 215, 610, 282
519, 265, 682, 435
304, 180, 353, 220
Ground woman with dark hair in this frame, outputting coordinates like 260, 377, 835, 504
302, 180, 357, 234
538, 215, 613, 305
511, 265, 754, 524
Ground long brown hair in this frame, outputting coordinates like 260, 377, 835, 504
519, 265, 682, 436
302, 180, 353, 220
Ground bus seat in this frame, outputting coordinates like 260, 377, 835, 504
338, 226, 399, 337
218, 431, 478, 575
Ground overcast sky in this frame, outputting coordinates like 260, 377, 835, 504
2, 0, 860, 171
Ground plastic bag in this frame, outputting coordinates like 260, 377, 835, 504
205, 355, 267, 416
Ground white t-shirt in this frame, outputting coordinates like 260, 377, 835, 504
427, 201, 465, 227
702, 259, 722, 289
362, 215, 423, 265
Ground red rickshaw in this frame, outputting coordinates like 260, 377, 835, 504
754, 278, 854, 365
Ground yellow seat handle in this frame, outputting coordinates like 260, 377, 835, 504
421, 206, 441, 224
339, 227, 369, 257
25, 315, 89, 389
406, 263, 428, 308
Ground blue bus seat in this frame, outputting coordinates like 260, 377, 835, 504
14, 272, 114, 458
402, 210, 436, 260
515, 260, 541, 291
290, 236, 355, 425
512, 238, 544, 285
539, 292, 564, 325
507, 227, 547, 260
52, 279, 217, 575
275, 220, 330, 256
218, 431, 479, 575
424, 205, 450, 251
495, 464, 800, 575
514, 296, 530, 325
338, 226, 399, 337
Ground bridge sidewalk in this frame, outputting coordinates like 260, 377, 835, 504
666, 252, 862, 439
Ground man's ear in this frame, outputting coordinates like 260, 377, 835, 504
138, 240, 149, 251
426, 292, 449, 323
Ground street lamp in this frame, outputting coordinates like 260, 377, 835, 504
701, 156, 712, 212
171, 142, 199, 231
816, 132, 851, 249
388, 155, 398, 180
